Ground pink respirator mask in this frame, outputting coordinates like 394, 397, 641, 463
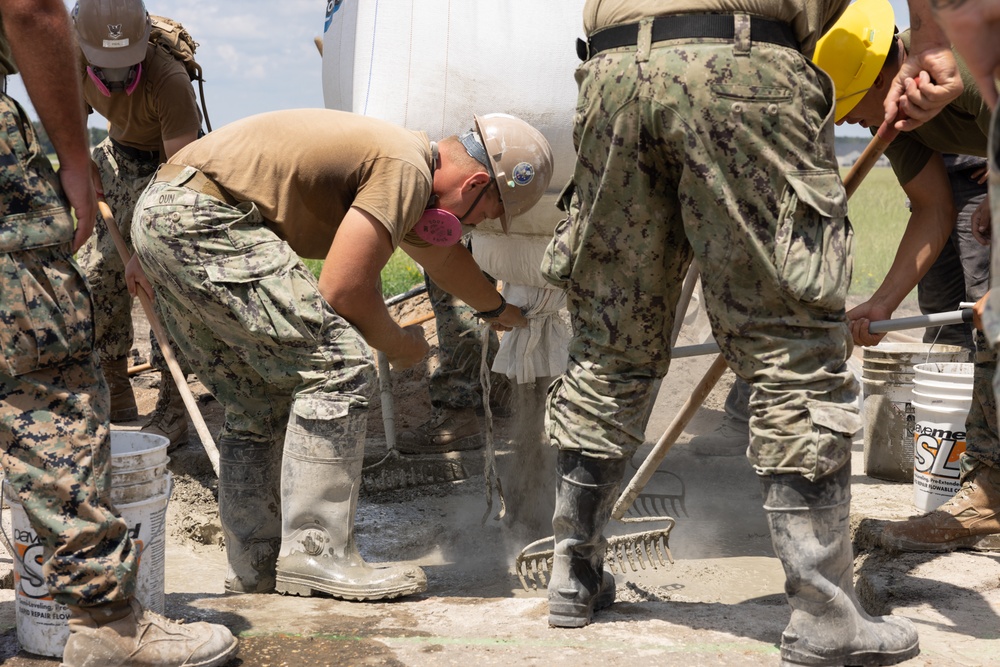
411, 209, 470, 246
87, 63, 142, 97
412, 177, 494, 246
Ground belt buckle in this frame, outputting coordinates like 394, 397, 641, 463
576, 37, 591, 61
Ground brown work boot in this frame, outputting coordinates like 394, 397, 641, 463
882, 463, 1000, 552
62, 597, 238, 667
104, 356, 138, 423
143, 372, 189, 452
396, 407, 481, 454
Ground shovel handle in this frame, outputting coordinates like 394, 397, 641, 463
97, 200, 220, 477
843, 122, 899, 199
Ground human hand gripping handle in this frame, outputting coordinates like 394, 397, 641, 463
384, 312, 432, 370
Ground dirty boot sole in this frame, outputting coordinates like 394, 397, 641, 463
780, 640, 919, 666
274, 572, 426, 601
548, 579, 615, 628
881, 531, 985, 553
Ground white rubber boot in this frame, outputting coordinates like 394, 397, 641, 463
274, 395, 427, 600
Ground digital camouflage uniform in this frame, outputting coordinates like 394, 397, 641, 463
0, 92, 137, 607
131, 170, 375, 450
543, 18, 859, 480
425, 262, 508, 412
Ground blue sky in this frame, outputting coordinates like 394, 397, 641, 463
6, 0, 913, 140
9, 0, 327, 132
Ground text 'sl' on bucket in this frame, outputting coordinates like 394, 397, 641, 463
912, 363, 974, 512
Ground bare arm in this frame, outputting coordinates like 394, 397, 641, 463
162, 130, 200, 160
319, 207, 429, 369
1, 0, 96, 252
884, 0, 963, 130
402, 240, 528, 329
848, 155, 955, 345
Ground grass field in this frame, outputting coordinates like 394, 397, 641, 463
302, 166, 910, 301
844, 166, 911, 298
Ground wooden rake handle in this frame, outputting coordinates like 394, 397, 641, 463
97, 200, 220, 477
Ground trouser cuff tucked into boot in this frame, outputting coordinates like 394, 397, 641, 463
548, 450, 627, 629
275, 395, 427, 601
762, 466, 919, 666
219, 437, 281, 594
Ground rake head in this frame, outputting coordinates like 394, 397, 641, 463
622, 470, 687, 518
514, 517, 676, 591
361, 451, 467, 494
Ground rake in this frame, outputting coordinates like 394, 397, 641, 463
515, 123, 915, 590
514, 354, 727, 591
362, 312, 468, 494
515, 264, 712, 590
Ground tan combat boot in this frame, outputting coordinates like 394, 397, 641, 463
143, 372, 189, 452
104, 356, 138, 423
62, 597, 238, 667
396, 407, 481, 454
882, 463, 1000, 552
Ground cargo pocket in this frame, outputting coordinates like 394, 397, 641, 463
203, 243, 327, 347
0, 252, 94, 376
772, 170, 852, 310
541, 179, 578, 289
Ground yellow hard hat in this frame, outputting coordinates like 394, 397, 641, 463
813, 0, 895, 121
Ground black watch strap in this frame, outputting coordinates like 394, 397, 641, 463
473, 294, 507, 319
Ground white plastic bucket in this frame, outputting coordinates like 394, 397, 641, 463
912, 362, 974, 512
3, 431, 171, 657
861, 343, 968, 482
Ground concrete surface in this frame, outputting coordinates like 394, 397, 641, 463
1, 333, 998, 666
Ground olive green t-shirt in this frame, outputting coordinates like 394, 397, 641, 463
168, 109, 433, 259
882, 30, 990, 187
582, 0, 851, 57
84, 43, 201, 154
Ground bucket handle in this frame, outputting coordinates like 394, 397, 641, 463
0, 479, 24, 569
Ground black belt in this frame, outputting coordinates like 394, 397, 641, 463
110, 138, 159, 163
578, 14, 800, 61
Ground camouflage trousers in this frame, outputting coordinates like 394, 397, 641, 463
131, 168, 374, 448
0, 95, 136, 606
76, 137, 171, 371
543, 27, 860, 480
425, 267, 510, 412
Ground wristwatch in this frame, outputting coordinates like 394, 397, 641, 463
473, 294, 507, 320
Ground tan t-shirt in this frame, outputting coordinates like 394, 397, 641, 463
168, 109, 433, 259
84, 43, 201, 153
583, 0, 850, 58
